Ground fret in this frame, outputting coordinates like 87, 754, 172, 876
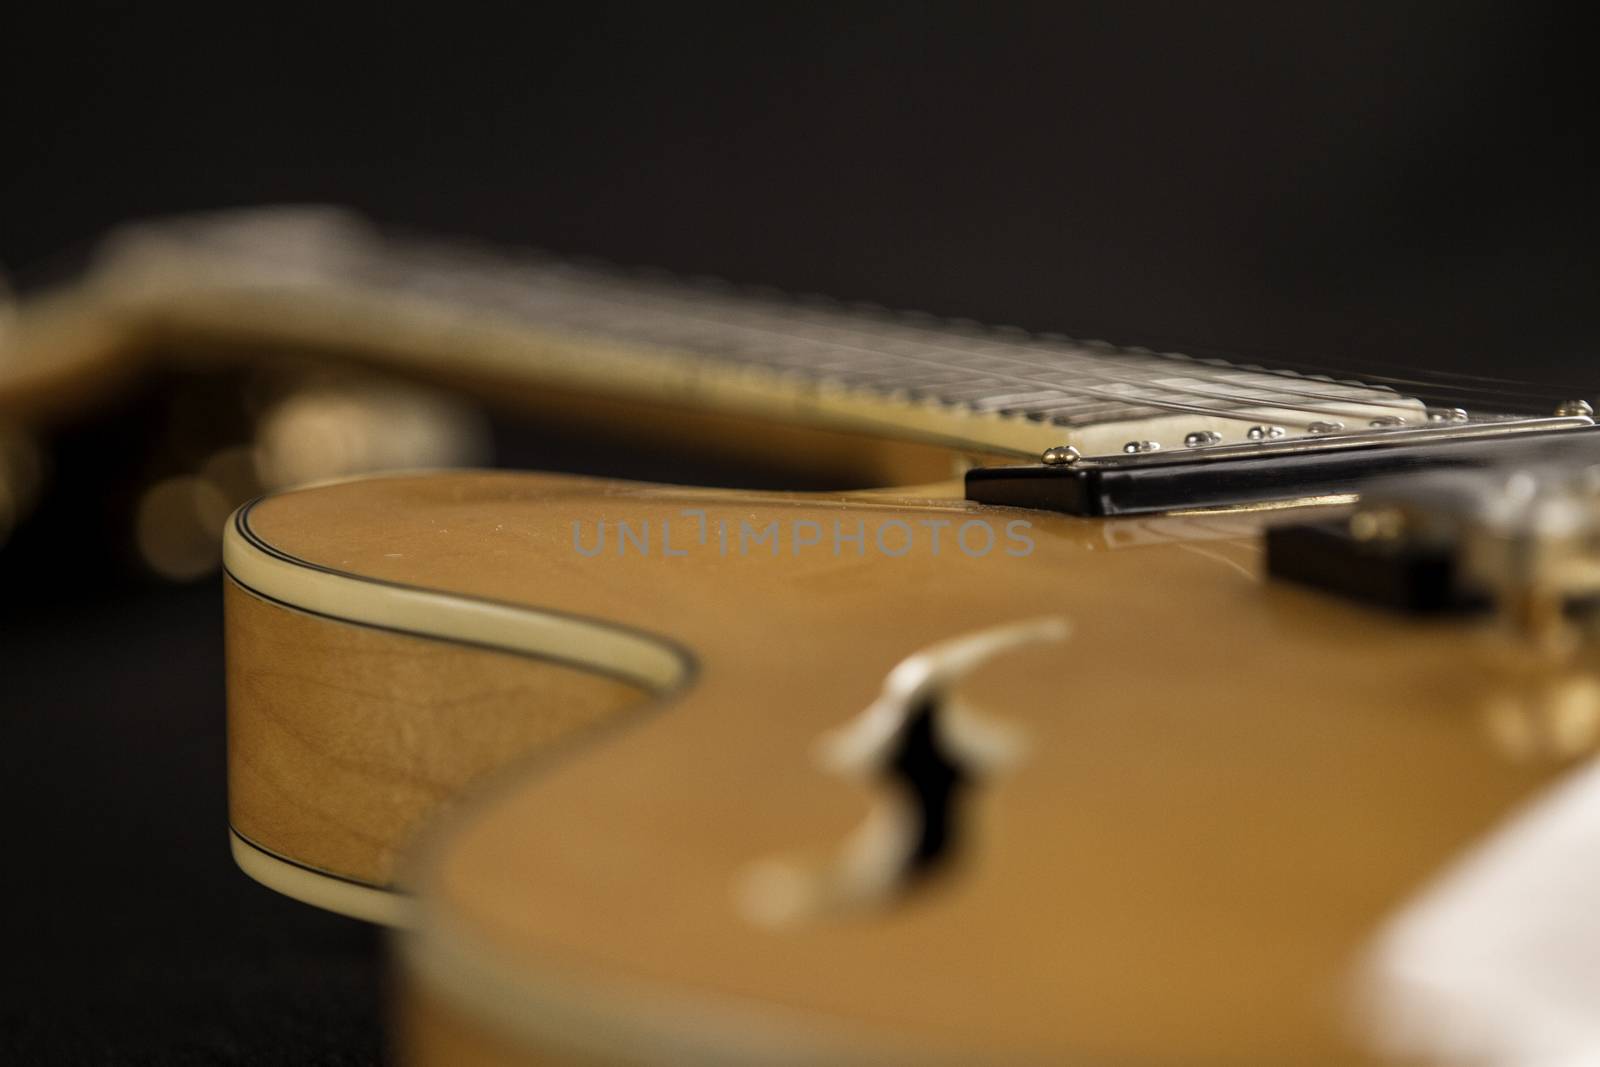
965, 391, 1077, 413
1020, 399, 1153, 422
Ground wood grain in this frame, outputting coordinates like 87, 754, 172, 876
224, 471, 1574, 1063
225, 579, 650, 886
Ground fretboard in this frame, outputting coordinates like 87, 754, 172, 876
88, 208, 1471, 460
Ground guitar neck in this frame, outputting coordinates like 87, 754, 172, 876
48, 207, 1490, 462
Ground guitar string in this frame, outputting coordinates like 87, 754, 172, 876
530, 254, 1546, 407
305, 231, 1552, 415
204, 224, 1565, 412
513, 271, 1426, 428
533, 264, 1423, 418
700, 276, 1584, 407
739, 298, 1428, 418
379, 242, 1428, 416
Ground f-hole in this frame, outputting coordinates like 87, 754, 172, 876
889, 696, 969, 878
737, 616, 1069, 927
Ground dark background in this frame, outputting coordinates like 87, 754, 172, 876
3, 3, 1596, 1063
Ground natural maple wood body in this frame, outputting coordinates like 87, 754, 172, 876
225, 583, 651, 887
221, 470, 1571, 1063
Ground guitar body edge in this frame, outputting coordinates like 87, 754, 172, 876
222, 480, 676, 913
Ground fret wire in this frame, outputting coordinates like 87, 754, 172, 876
963, 391, 1078, 412
1028, 407, 1163, 426
1022, 396, 1178, 417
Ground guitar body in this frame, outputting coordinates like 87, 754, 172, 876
224, 470, 1561, 1064
7, 208, 1590, 1059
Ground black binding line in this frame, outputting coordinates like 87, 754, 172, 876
230, 495, 698, 693
229, 824, 394, 893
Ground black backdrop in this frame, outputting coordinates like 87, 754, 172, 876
3, 4, 1596, 1063
8, 3, 1598, 392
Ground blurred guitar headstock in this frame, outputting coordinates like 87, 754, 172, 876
0, 208, 493, 584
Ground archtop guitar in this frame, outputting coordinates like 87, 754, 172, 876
19, 208, 1598, 1062
152, 211, 1599, 1064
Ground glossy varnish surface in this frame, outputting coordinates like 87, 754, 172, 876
237, 472, 1557, 1062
